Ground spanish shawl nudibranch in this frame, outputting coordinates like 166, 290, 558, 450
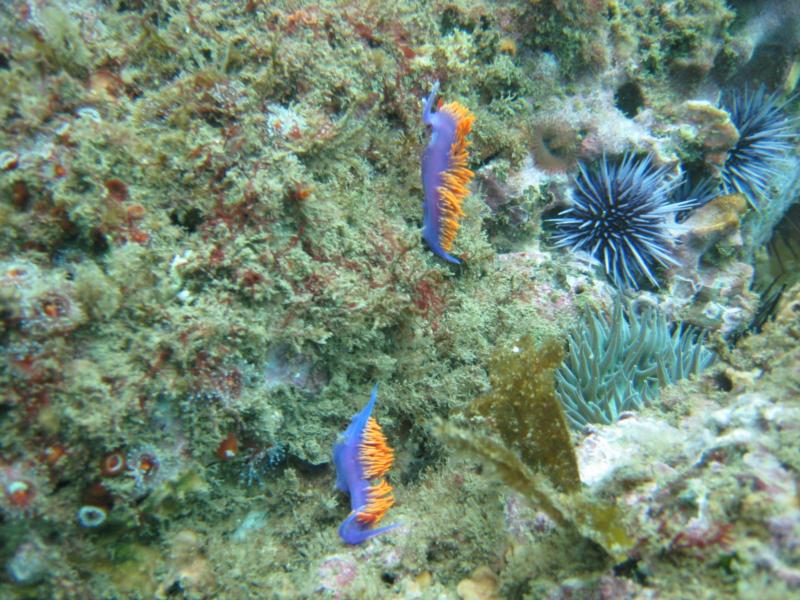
334, 385, 398, 544
421, 81, 476, 264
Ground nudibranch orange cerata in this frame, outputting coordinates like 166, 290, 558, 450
421, 81, 475, 264
333, 385, 398, 544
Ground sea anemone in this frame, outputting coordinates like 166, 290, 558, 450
529, 115, 582, 172
720, 86, 797, 209
0, 461, 44, 518
551, 153, 692, 289
77, 505, 107, 528
555, 300, 716, 430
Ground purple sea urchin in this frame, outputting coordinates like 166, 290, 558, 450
551, 153, 692, 289
720, 86, 797, 209
672, 173, 718, 222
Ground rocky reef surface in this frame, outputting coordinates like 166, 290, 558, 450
0, 1, 798, 598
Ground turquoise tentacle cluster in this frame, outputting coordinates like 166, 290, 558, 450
555, 300, 716, 429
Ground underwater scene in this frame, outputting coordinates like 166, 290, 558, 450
1, 0, 799, 598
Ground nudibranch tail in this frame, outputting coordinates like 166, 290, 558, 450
339, 511, 399, 545
333, 385, 398, 545
421, 82, 475, 264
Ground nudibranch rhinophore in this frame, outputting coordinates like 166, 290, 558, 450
421, 81, 475, 264
333, 385, 398, 544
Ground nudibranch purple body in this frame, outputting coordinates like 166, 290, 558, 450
334, 385, 398, 544
421, 81, 476, 264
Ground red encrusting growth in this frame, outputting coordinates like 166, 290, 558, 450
436, 102, 475, 253
357, 417, 395, 525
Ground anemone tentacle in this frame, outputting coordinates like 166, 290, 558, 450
555, 300, 716, 430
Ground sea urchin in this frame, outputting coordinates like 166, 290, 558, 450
720, 86, 797, 209
551, 153, 692, 289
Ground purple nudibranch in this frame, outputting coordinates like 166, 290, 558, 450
333, 385, 398, 544
421, 81, 475, 264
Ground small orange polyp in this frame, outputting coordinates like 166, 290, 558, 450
217, 432, 239, 460
136, 454, 158, 476
42, 445, 67, 467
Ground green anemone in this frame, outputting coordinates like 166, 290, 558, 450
555, 300, 715, 429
